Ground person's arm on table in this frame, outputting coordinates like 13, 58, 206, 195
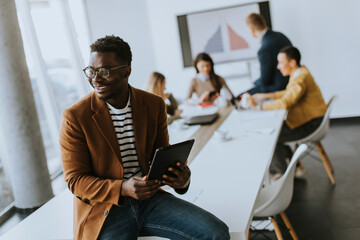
265, 79, 306, 109
246, 92, 273, 110
252, 92, 276, 101
246, 94, 262, 110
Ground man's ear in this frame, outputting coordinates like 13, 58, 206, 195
290, 59, 297, 68
124, 66, 132, 78
250, 27, 256, 36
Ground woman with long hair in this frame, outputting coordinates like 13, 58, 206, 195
145, 72, 182, 124
187, 52, 234, 102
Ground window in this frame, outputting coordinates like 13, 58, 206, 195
0, 0, 90, 214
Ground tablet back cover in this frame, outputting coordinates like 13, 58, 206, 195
147, 139, 195, 180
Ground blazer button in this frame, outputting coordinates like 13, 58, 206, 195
104, 210, 108, 216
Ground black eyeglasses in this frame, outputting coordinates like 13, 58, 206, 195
83, 65, 128, 79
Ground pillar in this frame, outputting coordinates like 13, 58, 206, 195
0, 0, 54, 209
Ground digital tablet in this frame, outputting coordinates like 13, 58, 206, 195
147, 139, 195, 181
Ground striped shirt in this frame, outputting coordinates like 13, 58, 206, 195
107, 98, 142, 180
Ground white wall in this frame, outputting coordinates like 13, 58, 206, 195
146, 0, 360, 118
271, 0, 360, 117
84, 0, 156, 89
84, 0, 360, 118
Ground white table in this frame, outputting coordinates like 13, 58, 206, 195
0, 108, 286, 240
175, 109, 286, 239
0, 188, 73, 240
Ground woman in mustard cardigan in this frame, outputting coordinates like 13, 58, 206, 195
246, 46, 327, 176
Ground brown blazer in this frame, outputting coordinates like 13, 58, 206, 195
60, 86, 169, 240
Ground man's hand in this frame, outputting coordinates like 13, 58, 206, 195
162, 162, 190, 189
252, 93, 266, 101
252, 93, 275, 101
245, 94, 258, 109
121, 176, 160, 200
200, 91, 210, 103
174, 109, 183, 118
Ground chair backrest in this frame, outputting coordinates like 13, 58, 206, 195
254, 144, 308, 217
287, 96, 337, 144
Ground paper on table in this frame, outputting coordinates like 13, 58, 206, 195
236, 110, 277, 121
244, 128, 275, 135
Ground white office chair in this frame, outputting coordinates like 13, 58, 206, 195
250, 144, 308, 240
285, 96, 337, 185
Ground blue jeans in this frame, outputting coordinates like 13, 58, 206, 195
98, 191, 230, 240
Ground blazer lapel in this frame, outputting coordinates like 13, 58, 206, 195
90, 93, 122, 162
130, 87, 147, 170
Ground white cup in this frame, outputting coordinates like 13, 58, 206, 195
214, 129, 229, 141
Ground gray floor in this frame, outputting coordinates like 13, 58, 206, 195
250, 117, 360, 240
0, 118, 359, 239
287, 117, 360, 240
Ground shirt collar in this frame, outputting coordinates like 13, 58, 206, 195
292, 67, 301, 78
106, 90, 131, 110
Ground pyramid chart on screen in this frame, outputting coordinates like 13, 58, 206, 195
203, 23, 249, 54
204, 25, 224, 54
227, 24, 249, 50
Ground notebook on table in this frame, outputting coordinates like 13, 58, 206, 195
184, 113, 219, 125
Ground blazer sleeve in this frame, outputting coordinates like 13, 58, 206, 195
265, 75, 307, 110
60, 109, 124, 206
274, 89, 286, 99
254, 49, 274, 89
154, 98, 170, 149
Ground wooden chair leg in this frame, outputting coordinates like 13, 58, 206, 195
280, 212, 299, 240
271, 216, 284, 240
315, 141, 336, 185
247, 230, 250, 240
316, 141, 334, 171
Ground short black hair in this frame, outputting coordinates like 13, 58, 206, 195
90, 35, 132, 66
279, 45, 301, 66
